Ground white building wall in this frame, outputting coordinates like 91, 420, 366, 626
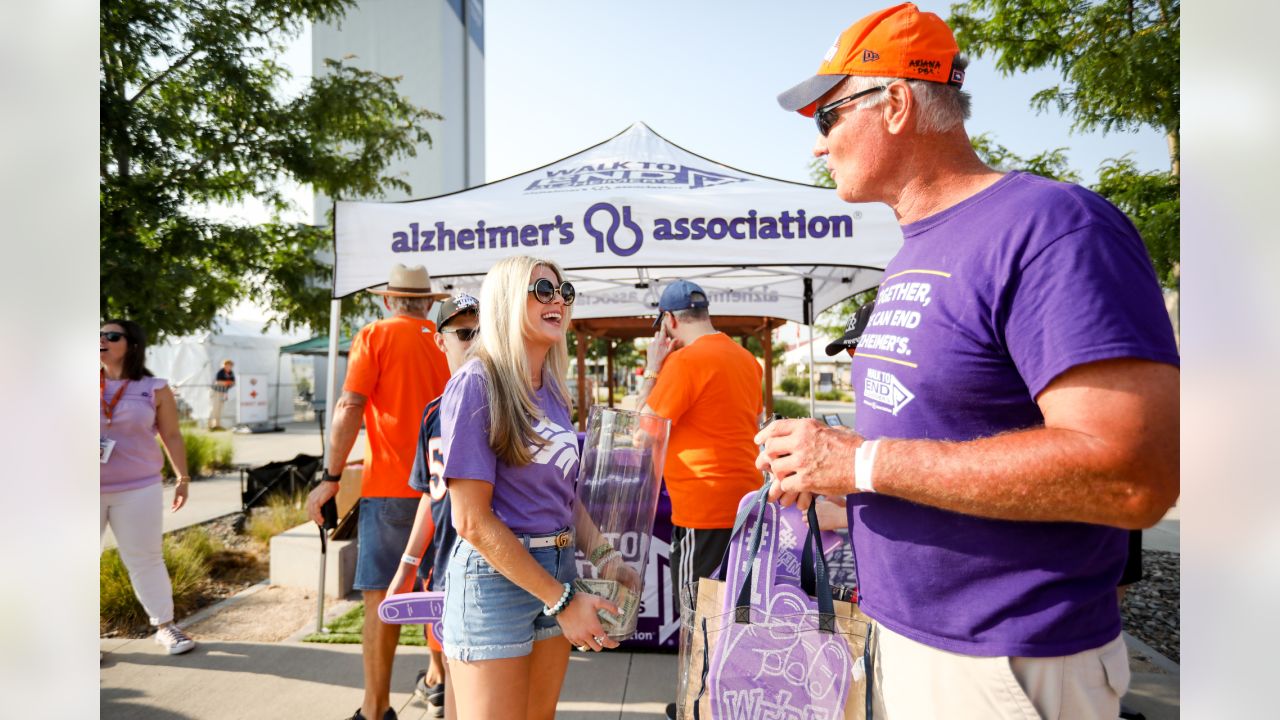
312, 0, 485, 222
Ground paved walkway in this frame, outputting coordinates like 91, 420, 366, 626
101, 636, 675, 719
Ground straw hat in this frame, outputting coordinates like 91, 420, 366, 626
368, 263, 450, 299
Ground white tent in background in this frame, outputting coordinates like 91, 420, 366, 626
146, 317, 307, 427
327, 123, 903, 426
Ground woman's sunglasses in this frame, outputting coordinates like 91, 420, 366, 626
100, 331, 126, 342
527, 278, 576, 306
814, 84, 889, 137
440, 327, 479, 342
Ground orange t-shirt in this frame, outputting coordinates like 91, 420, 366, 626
646, 332, 764, 529
344, 315, 451, 498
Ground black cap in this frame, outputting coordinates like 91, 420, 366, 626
824, 300, 876, 356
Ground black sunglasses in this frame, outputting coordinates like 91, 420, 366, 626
100, 331, 126, 342
815, 85, 889, 137
440, 327, 479, 342
527, 278, 576, 306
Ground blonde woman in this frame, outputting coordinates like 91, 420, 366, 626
439, 256, 618, 719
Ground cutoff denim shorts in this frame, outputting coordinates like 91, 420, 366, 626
442, 533, 577, 662
353, 496, 419, 591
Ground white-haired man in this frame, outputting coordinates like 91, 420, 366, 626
306, 263, 452, 720
760, 4, 1179, 718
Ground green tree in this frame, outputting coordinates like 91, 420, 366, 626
949, 0, 1180, 287
101, 0, 441, 339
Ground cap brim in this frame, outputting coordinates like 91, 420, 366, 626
777, 74, 847, 117
367, 287, 451, 299
824, 338, 849, 357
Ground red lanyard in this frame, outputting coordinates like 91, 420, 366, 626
100, 368, 130, 426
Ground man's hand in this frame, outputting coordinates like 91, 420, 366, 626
645, 326, 676, 373
306, 481, 341, 525
756, 419, 862, 507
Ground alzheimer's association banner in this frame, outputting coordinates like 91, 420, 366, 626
334, 124, 901, 322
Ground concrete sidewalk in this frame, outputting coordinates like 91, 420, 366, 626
100, 636, 675, 719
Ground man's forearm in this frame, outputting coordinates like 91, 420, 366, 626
875, 427, 1177, 529
325, 398, 365, 475
634, 377, 656, 412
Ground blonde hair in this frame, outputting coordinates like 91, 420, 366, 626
473, 256, 573, 466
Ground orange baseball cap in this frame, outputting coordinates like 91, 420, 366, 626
778, 3, 965, 117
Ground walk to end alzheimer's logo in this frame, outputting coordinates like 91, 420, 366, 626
863, 368, 915, 416
525, 161, 750, 193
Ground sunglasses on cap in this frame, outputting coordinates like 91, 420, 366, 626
439, 327, 479, 342
527, 278, 576, 306
815, 84, 889, 137
100, 331, 126, 342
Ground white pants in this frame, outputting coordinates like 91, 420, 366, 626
101, 483, 174, 626
871, 623, 1130, 719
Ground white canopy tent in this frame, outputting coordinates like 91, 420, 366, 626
146, 317, 306, 427
327, 123, 902, 428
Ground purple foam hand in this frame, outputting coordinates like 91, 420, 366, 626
378, 591, 444, 627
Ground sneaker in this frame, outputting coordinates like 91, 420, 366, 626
666, 702, 677, 719
345, 711, 397, 720
154, 624, 195, 655
414, 670, 445, 706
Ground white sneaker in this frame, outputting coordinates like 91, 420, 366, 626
154, 624, 196, 655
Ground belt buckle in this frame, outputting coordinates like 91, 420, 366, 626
554, 531, 571, 550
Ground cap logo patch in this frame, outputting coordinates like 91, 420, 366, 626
823, 38, 840, 62
862, 49, 881, 63
950, 68, 966, 85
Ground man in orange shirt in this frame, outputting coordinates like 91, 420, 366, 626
306, 263, 451, 720
637, 280, 764, 671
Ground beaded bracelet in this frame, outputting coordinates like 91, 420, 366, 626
589, 543, 614, 565
543, 582, 575, 617
593, 550, 623, 570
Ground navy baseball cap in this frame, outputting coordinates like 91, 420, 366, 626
824, 300, 876, 356
653, 279, 710, 328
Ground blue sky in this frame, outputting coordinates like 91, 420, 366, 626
483, 0, 1170, 186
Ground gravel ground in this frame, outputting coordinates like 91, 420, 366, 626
1121, 549, 1180, 664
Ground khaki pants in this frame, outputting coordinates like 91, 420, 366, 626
209, 389, 227, 428
871, 623, 1130, 720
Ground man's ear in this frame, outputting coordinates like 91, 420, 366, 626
883, 81, 913, 135
434, 330, 447, 353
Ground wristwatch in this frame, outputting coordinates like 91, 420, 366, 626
321, 470, 342, 483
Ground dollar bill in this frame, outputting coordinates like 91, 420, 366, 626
573, 578, 640, 637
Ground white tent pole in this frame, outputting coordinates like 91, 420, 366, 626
804, 277, 816, 417
323, 298, 342, 466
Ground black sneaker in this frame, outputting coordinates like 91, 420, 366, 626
666, 702, 677, 719
414, 670, 445, 706
345, 710, 397, 720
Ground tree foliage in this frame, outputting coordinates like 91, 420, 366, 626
101, 0, 442, 339
948, 0, 1179, 168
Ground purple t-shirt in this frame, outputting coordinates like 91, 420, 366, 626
847, 172, 1179, 657
439, 359, 580, 535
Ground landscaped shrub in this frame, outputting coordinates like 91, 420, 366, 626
100, 527, 219, 632
771, 398, 810, 419
814, 390, 852, 402
161, 429, 233, 479
245, 490, 311, 545
779, 376, 809, 396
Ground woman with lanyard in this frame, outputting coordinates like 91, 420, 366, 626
100, 319, 196, 655
439, 256, 620, 719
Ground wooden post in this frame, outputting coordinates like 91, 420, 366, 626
576, 329, 588, 431
606, 340, 615, 408
762, 328, 774, 417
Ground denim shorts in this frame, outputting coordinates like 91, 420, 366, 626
442, 534, 577, 662
353, 496, 419, 591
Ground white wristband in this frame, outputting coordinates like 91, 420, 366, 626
854, 439, 880, 493
401, 553, 421, 567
